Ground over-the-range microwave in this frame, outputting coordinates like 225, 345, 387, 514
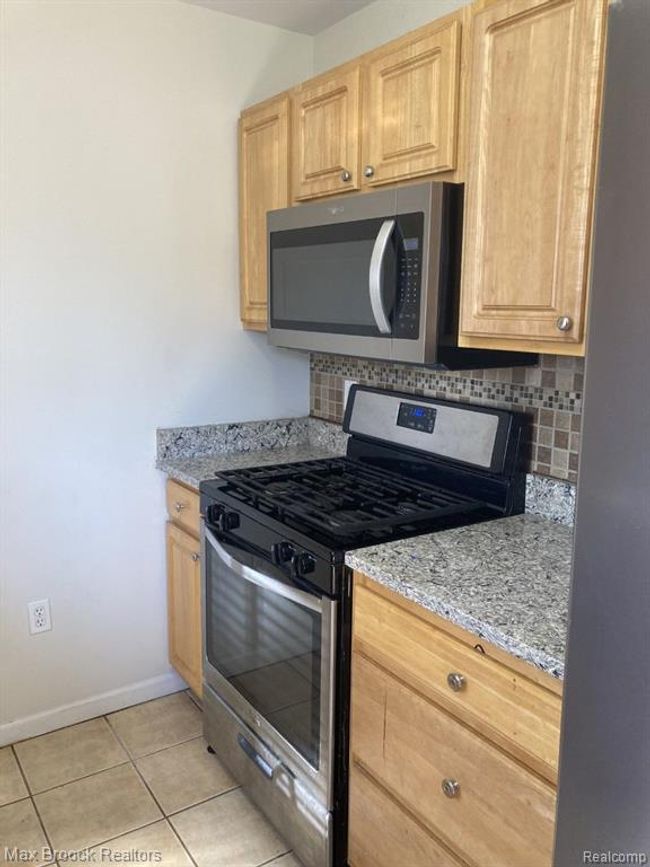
267, 181, 536, 369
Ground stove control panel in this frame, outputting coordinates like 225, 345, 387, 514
397, 401, 436, 433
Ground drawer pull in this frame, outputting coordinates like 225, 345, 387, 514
191, 553, 200, 562
447, 672, 466, 692
442, 778, 460, 798
174, 501, 187, 512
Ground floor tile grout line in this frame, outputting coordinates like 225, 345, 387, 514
103, 708, 203, 764
54, 815, 168, 862
256, 849, 293, 867
129, 733, 206, 763
126, 752, 199, 867
0, 744, 30, 806
10, 743, 36, 797
104, 727, 205, 766
10, 745, 55, 856
164, 784, 242, 819
24, 759, 132, 799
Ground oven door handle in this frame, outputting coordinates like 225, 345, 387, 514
204, 527, 322, 614
369, 218, 395, 335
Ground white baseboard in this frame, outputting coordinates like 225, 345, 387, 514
0, 671, 187, 746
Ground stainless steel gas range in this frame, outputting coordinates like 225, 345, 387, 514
199, 386, 527, 867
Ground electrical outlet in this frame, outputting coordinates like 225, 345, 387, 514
28, 599, 52, 635
344, 379, 358, 410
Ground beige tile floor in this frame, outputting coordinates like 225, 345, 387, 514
0, 691, 302, 867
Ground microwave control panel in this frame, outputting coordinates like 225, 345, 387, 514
394, 215, 423, 339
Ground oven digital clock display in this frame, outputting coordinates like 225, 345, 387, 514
397, 402, 437, 433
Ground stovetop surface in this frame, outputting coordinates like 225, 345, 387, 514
204, 456, 487, 552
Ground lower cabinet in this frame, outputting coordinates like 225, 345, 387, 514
349, 573, 562, 867
349, 763, 464, 867
166, 482, 202, 697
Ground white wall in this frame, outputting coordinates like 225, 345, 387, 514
313, 0, 465, 72
0, 0, 313, 741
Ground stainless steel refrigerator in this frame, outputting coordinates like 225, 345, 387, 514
554, 1, 650, 863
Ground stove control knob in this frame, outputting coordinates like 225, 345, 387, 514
206, 504, 224, 525
217, 510, 240, 532
271, 541, 295, 566
292, 552, 315, 577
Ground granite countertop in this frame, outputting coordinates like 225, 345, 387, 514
157, 443, 344, 489
347, 513, 573, 679
156, 416, 350, 488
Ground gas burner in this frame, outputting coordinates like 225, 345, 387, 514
218, 457, 481, 541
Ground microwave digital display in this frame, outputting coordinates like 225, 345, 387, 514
397, 402, 437, 433
403, 237, 419, 251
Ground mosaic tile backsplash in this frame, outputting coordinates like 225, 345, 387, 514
309, 353, 584, 484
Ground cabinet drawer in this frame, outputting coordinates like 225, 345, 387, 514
349, 763, 463, 867
353, 581, 561, 781
166, 479, 200, 537
352, 654, 556, 867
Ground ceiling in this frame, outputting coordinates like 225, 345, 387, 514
183, 0, 375, 35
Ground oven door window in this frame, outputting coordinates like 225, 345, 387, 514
205, 536, 324, 770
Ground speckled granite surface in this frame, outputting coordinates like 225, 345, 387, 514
157, 417, 575, 522
158, 443, 344, 489
158, 417, 309, 460
347, 514, 573, 679
525, 474, 576, 525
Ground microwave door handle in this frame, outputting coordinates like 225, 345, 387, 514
369, 218, 396, 335
204, 527, 322, 614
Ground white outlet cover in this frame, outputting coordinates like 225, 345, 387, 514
343, 379, 358, 410
28, 599, 52, 634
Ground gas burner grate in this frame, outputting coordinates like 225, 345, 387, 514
218, 457, 482, 539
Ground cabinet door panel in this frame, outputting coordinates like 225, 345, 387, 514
167, 523, 202, 696
352, 654, 556, 867
364, 18, 461, 185
348, 764, 463, 867
239, 95, 290, 330
292, 66, 361, 200
459, 0, 607, 349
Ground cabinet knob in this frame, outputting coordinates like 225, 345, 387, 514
556, 315, 573, 332
191, 552, 200, 562
340, 169, 352, 182
174, 501, 187, 512
442, 778, 460, 798
364, 165, 375, 178
447, 672, 466, 692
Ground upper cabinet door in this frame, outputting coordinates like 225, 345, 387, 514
291, 66, 362, 201
239, 95, 290, 331
363, 17, 462, 187
459, 0, 607, 353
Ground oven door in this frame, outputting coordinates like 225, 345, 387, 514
202, 526, 335, 803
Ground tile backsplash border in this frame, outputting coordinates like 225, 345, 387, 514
309, 353, 584, 484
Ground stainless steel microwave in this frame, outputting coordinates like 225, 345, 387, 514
267, 182, 536, 369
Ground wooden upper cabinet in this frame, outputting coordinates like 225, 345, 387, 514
363, 16, 462, 186
239, 95, 290, 330
291, 66, 362, 201
459, 0, 608, 354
